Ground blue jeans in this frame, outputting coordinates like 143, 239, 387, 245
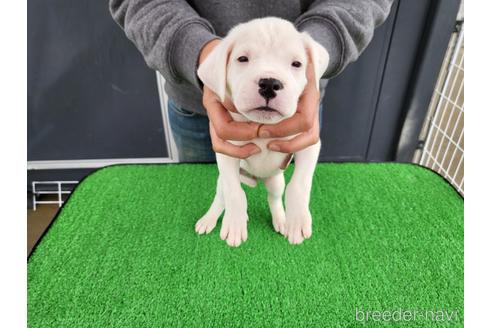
168, 100, 324, 163
168, 100, 216, 162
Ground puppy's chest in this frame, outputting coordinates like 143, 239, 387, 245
230, 137, 293, 178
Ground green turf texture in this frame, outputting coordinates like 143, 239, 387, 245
28, 163, 463, 327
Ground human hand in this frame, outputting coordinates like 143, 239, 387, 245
199, 40, 261, 159
257, 61, 321, 153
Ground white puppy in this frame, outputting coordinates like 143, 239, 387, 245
195, 17, 329, 246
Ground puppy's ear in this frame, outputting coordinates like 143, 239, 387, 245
197, 38, 233, 102
302, 33, 330, 91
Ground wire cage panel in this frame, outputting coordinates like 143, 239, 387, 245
416, 22, 464, 195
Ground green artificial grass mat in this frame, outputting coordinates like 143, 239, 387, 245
28, 163, 463, 327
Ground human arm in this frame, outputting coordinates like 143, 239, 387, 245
109, 0, 218, 88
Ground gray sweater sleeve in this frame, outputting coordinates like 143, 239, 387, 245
295, 0, 394, 78
109, 0, 218, 89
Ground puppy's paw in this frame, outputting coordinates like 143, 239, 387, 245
220, 215, 248, 247
284, 211, 312, 245
195, 214, 219, 235
272, 211, 286, 236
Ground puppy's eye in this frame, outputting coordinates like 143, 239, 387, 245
237, 56, 249, 63
292, 61, 302, 68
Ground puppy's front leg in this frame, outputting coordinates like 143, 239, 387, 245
285, 141, 321, 244
216, 153, 248, 247
264, 173, 286, 235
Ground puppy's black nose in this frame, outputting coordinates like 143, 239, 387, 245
258, 78, 284, 100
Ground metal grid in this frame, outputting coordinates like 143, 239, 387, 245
31, 181, 79, 210
416, 22, 464, 195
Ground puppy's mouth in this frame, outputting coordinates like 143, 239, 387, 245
245, 106, 283, 123
253, 106, 278, 113
247, 106, 282, 116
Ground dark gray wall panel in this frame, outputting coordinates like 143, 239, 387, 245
366, 0, 431, 161
319, 0, 459, 162
395, 0, 461, 161
28, 1, 168, 161
319, 1, 399, 162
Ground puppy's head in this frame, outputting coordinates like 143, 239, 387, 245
198, 17, 329, 124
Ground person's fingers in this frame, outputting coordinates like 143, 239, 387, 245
266, 110, 320, 153
267, 129, 319, 153
214, 141, 261, 159
222, 97, 238, 113
210, 123, 261, 159
204, 88, 260, 141
305, 60, 318, 86
258, 110, 315, 138
210, 105, 260, 140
